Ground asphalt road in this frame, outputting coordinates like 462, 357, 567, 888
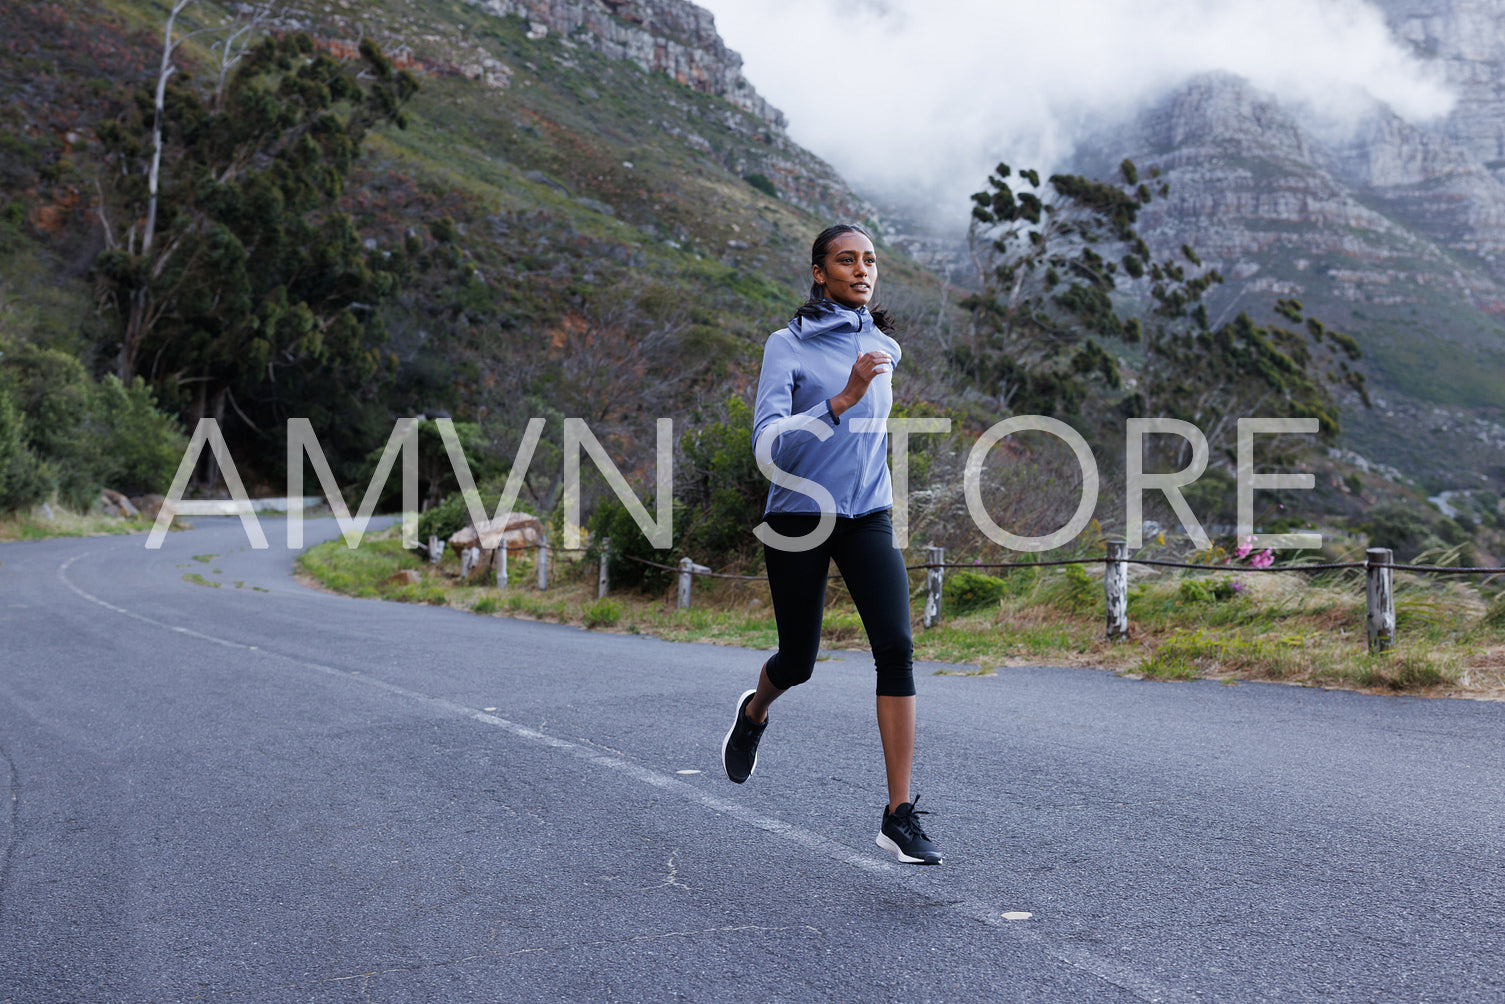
0, 517, 1502, 1002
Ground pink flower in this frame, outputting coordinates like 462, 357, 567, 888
1249, 549, 1275, 569
1234, 535, 1255, 559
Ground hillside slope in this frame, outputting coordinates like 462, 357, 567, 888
0, 0, 950, 500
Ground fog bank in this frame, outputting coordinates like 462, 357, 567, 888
697, 0, 1455, 224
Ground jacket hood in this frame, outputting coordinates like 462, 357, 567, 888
787, 300, 870, 341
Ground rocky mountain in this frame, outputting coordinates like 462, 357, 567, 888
241, 0, 873, 224
1069, 0, 1505, 492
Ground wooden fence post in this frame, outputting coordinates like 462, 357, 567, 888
460, 546, 480, 579
536, 537, 549, 591
598, 537, 610, 599
1366, 547, 1395, 652
1105, 540, 1128, 640
427, 534, 443, 564
923, 545, 944, 628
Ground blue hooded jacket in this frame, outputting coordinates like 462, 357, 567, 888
752, 302, 901, 517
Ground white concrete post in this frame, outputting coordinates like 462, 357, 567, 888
536, 537, 549, 590
923, 545, 944, 628
678, 557, 694, 610
1105, 540, 1128, 640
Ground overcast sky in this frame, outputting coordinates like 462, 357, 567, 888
695, 0, 1455, 226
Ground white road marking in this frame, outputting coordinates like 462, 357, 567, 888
57, 550, 1199, 1002
676, 769, 702, 775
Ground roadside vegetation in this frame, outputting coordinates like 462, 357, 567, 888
297, 526, 1505, 701
0, 507, 155, 542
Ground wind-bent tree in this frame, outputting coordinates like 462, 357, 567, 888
961, 159, 1365, 468
94, 20, 419, 480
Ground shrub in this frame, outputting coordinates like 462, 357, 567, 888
1178, 577, 1241, 603
1178, 578, 1212, 603
91, 375, 186, 495
1359, 502, 1443, 562
743, 173, 779, 199
417, 487, 536, 544
1, 346, 95, 508
675, 396, 765, 570
1049, 562, 1098, 613
944, 569, 1007, 614
588, 495, 679, 592
583, 598, 622, 628
0, 387, 54, 514
0, 349, 184, 508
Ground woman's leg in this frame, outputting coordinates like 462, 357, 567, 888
745, 661, 783, 723
723, 515, 832, 784
831, 511, 917, 811
875, 694, 915, 812
758, 514, 834, 707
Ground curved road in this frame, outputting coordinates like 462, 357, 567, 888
0, 518, 1502, 1002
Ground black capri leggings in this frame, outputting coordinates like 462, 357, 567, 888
761, 509, 916, 697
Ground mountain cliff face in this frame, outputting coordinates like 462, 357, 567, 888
1377, 0, 1505, 171
1070, 1, 1505, 489
452, 0, 875, 222
462, 0, 783, 124
256, 0, 872, 223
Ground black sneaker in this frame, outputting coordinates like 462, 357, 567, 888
721, 689, 767, 784
877, 798, 943, 865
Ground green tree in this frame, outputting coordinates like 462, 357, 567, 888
94, 24, 419, 481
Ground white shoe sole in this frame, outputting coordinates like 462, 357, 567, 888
721, 689, 758, 783
876, 832, 942, 865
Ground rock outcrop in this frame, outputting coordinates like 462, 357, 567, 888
458, 0, 872, 221
1074, 72, 1481, 309
1375, 0, 1505, 172
463, 0, 786, 127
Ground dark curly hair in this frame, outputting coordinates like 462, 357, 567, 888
792, 223, 895, 333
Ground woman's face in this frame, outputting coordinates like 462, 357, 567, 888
813, 233, 877, 309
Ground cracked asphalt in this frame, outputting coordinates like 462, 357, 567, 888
1, 517, 1502, 1002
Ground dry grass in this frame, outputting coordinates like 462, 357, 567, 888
0, 507, 153, 541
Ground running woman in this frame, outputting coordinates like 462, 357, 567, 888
721, 223, 942, 865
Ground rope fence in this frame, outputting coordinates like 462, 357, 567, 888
433, 528, 1505, 654
598, 538, 1505, 653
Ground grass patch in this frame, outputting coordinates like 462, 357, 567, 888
0, 508, 152, 541
182, 572, 219, 588
582, 598, 622, 629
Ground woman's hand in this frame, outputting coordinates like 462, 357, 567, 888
830, 350, 892, 419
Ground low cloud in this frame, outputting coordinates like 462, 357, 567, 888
697, 0, 1455, 224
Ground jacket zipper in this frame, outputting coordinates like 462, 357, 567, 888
849, 324, 865, 510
